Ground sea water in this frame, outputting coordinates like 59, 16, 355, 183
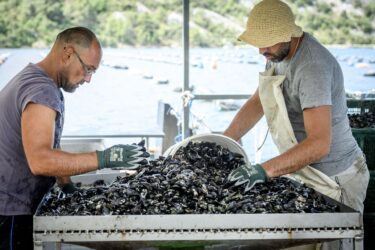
0, 47, 374, 162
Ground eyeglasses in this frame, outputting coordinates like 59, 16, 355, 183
72, 49, 96, 76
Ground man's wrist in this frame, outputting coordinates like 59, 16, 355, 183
61, 182, 77, 194
96, 150, 105, 169
254, 164, 269, 181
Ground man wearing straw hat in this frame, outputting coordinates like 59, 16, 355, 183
224, 0, 369, 249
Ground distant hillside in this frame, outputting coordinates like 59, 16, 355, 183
0, 0, 374, 48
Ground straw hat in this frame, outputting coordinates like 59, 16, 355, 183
238, 0, 303, 48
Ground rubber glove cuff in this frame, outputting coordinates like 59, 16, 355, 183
61, 182, 78, 194
96, 150, 106, 169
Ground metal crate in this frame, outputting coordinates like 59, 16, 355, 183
347, 99, 375, 170
33, 174, 364, 250
364, 171, 375, 213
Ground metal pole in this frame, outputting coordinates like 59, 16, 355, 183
182, 0, 190, 139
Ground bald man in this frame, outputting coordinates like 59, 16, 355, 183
0, 27, 149, 249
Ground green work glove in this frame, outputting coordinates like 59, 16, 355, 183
227, 164, 268, 192
96, 140, 150, 169
61, 182, 78, 194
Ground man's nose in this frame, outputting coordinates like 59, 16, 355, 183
84, 75, 92, 83
259, 47, 268, 55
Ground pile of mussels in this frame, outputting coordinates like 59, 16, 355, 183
348, 112, 375, 128
38, 141, 338, 216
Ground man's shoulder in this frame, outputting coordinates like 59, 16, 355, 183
13, 66, 62, 111
16, 64, 58, 93
300, 33, 337, 65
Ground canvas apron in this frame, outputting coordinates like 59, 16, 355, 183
258, 65, 341, 201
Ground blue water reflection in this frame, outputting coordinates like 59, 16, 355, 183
0, 47, 374, 161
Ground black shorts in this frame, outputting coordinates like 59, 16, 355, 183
0, 215, 33, 250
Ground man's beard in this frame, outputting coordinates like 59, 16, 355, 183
263, 42, 291, 63
58, 71, 81, 93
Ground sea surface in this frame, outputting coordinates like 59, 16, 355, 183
0, 47, 374, 162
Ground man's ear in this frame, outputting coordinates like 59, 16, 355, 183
62, 46, 73, 62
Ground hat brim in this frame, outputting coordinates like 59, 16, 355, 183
237, 25, 303, 48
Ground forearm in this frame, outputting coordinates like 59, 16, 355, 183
262, 137, 330, 177
262, 105, 332, 177
21, 104, 99, 176
28, 149, 98, 177
224, 91, 263, 141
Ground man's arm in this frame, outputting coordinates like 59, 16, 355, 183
223, 89, 264, 141
262, 105, 332, 177
22, 103, 98, 177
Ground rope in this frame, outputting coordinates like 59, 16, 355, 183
181, 90, 194, 107
256, 127, 269, 152
168, 91, 214, 141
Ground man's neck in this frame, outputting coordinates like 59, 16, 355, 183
36, 55, 59, 86
286, 33, 304, 60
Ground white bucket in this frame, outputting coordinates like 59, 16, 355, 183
163, 133, 249, 164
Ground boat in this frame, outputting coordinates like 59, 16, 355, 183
364, 71, 375, 77
112, 63, 129, 70
101, 61, 129, 70
191, 61, 204, 68
142, 73, 153, 79
217, 99, 242, 111
156, 78, 169, 84
0, 52, 10, 65
355, 63, 370, 68
246, 60, 258, 64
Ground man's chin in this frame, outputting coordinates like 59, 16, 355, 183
270, 56, 286, 63
270, 58, 282, 63
62, 86, 77, 93
265, 55, 282, 63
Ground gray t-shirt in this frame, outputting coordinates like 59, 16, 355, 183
268, 33, 361, 176
0, 63, 64, 215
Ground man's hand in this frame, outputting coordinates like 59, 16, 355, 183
227, 163, 268, 192
96, 140, 150, 169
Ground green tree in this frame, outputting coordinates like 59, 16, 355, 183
0, 0, 374, 48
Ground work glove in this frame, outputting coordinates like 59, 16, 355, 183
96, 140, 150, 170
227, 163, 268, 192
61, 182, 78, 194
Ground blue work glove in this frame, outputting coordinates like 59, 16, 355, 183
96, 140, 150, 169
61, 182, 78, 194
227, 164, 268, 192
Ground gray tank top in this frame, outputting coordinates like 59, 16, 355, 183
268, 33, 361, 176
0, 63, 64, 215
